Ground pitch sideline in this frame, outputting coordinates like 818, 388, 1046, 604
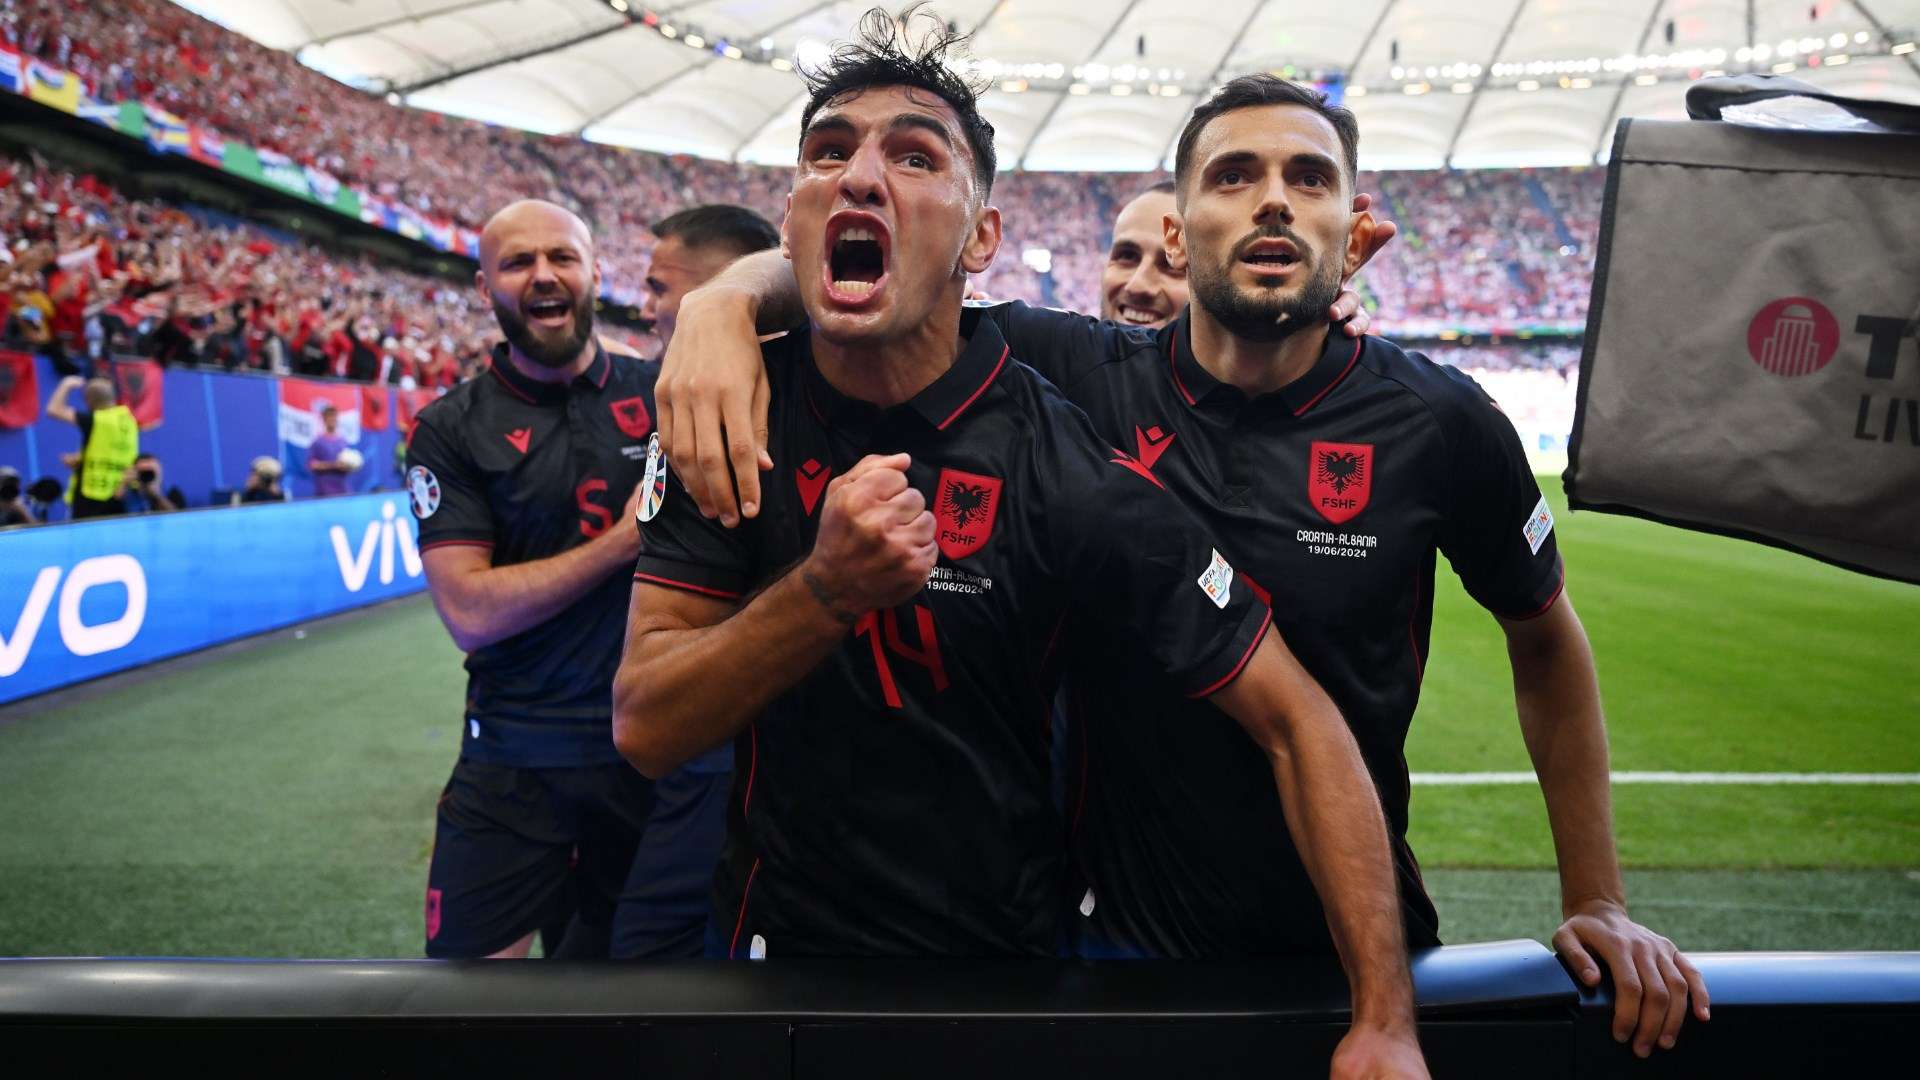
1413, 772, 1920, 785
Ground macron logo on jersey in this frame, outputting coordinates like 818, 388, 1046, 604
1135, 424, 1176, 470
504, 427, 532, 454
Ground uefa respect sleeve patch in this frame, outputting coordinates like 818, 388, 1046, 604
1196, 549, 1234, 609
1523, 494, 1555, 555
407, 466, 440, 519
638, 433, 667, 523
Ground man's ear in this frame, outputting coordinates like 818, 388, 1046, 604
1342, 208, 1379, 280
960, 204, 1002, 276
1162, 210, 1188, 272
779, 195, 793, 260
473, 269, 489, 307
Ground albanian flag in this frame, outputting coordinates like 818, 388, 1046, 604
0, 350, 38, 428
111, 358, 165, 427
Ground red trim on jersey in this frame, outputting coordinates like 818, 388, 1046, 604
1292, 337, 1363, 417
417, 539, 494, 552
936, 344, 1009, 430
1167, 333, 1197, 406
1186, 607, 1273, 699
1039, 611, 1068, 670
1501, 566, 1566, 622
631, 572, 743, 600
487, 362, 539, 404
742, 723, 759, 818
728, 857, 762, 959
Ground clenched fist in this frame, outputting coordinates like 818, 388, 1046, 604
799, 453, 937, 621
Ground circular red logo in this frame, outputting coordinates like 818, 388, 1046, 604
1746, 297, 1840, 377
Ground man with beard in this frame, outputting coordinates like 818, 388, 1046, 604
658, 74, 1708, 1060
614, 13, 1423, 1076
406, 199, 658, 959
1104, 182, 1388, 333
1102, 181, 1186, 329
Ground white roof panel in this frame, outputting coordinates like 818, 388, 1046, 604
174, 0, 1920, 169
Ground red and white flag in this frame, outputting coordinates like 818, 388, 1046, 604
279, 377, 361, 448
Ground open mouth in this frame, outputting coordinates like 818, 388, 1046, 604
524, 293, 574, 327
824, 213, 890, 306
1115, 304, 1166, 326
1239, 237, 1301, 275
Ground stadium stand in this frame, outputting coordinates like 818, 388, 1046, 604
0, 150, 497, 383
0, 0, 1603, 340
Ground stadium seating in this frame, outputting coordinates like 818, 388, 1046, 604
0, 0, 1603, 345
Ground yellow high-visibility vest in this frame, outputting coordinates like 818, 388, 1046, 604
77, 404, 138, 502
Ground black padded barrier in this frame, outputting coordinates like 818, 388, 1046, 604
2, 941, 1915, 1077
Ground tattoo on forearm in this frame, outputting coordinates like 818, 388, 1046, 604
800, 567, 859, 624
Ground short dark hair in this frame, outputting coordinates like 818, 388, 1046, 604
1173, 75, 1359, 197
1138, 180, 1177, 198
797, 5, 997, 199
652, 205, 780, 258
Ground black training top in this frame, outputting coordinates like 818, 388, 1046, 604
631, 309, 1272, 958
406, 343, 660, 767
977, 301, 1565, 958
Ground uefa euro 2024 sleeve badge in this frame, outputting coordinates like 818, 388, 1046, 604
638, 433, 667, 523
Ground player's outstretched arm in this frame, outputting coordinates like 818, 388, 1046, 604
1500, 593, 1708, 1058
613, 453, 935, 779
1209, 635, 1428, 1080
656, 250, 802, 526
44, 375, 82, 424
421, 484, 646, 653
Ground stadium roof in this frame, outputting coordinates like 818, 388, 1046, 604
178, 0, 1920, 171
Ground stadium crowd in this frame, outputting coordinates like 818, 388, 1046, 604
0, 149, 499, 384
0, 0, 1604, 348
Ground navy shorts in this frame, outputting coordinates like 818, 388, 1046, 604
611, 748, 731, 959
425, 758, 654, 958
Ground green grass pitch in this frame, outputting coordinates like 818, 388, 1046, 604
1, 479, 1915, 957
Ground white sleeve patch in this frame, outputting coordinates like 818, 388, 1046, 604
1197, 549, 1234, 609
1523, 495, 1555, 555
407, 466, 440, 520
638, 433, 667, 523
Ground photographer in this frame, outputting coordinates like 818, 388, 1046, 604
0, 466, 33, 527
237, 456, 285, 504
122, 452, 184, 513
